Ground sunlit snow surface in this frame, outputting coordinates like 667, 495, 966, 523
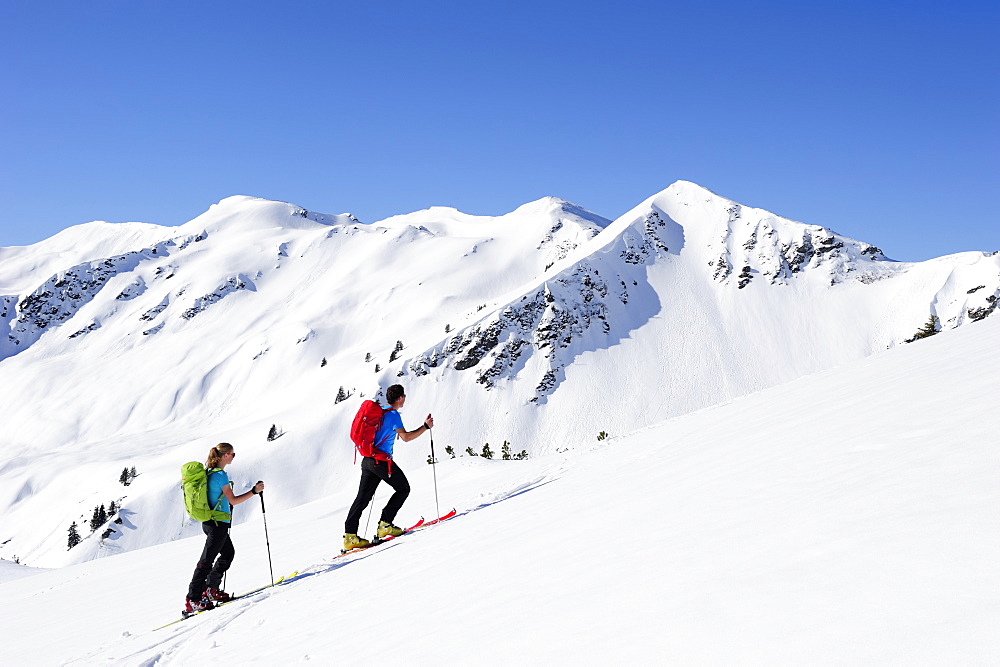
1, 183, 998, 662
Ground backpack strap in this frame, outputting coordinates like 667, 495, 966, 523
373, 408, 396, 453
206, 468, 227, 513
374, 408, 396, 476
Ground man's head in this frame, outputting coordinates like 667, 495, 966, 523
386, 384, 406, 406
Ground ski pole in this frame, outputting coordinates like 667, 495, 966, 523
429, 428, 440, 520
258, 482, 274, 587
363, 496, 375, 537
223, 503, 230, 592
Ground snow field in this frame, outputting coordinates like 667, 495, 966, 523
2, 315, 997, 664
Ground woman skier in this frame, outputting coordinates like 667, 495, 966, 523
184, 442, 264, 614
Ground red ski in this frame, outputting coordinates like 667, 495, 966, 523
418, 509, 457, 528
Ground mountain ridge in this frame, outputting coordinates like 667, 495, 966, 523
0, 180, 997, 566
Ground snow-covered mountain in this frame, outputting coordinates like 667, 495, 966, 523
2, 282, 998, 664
1, 181, 998, 571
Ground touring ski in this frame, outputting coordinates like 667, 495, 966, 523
419, 509, 457, 527
155, 570, 301, 630
335, 510, 455, 558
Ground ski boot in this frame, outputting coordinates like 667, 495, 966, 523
183, 596, 215, 617
205, 587, 232, 603
343, 533, 371, 551
377, 521, 404, 539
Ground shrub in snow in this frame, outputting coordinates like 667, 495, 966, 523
504, 441, 529, 460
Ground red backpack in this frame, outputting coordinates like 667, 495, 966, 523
350, 400, 393, 463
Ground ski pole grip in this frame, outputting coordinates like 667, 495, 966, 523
257, 482, 266, 512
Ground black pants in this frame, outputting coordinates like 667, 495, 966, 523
344, 457, 410, 535
187, 520, 235, 599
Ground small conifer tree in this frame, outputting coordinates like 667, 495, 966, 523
90, 504, 107, 532
68, 522, 81, 550
482, 443, 494, 459
335, 386, 348, 404
267, 424, 279, 441
910, 314, 940, 341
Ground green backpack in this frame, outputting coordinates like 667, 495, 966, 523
181, 461, 232, 522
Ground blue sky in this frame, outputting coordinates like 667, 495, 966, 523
2, 1, 997, 261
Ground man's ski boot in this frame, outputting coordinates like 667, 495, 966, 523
343, 533, 371, 551
377, 521, 405, 539
205, 587, 232, 603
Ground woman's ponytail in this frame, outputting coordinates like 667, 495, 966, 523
205, 442, 233, 469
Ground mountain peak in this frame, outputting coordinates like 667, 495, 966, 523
509, 197, 612, 230
180, 196, 354, 236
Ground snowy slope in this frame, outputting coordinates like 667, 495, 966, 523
1, 307, 997, 664
0, 181, 998, 571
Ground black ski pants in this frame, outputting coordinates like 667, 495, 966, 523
187, 520, 235, 599
344, 457, 410, 535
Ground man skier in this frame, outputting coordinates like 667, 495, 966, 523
343, 384, 433, 551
